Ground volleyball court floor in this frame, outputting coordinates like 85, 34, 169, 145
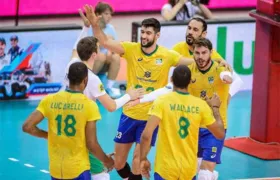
1, 91, 280, 180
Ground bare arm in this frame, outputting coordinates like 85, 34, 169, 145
84, 5, 124, 55
86, 121, 112, 164
206, 107, 225, 139
140, 115, 160, 161
162, 0, 187, 21
98, 88, 145, 112
177, 56, 195, 66
22, 110, 48, 139
198, 4, 213, 19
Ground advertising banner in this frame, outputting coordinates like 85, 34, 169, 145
0, 26, 81, 100
133, 19, 256, 91
1, 0, 256, 16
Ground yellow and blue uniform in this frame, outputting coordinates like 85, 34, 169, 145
37, 89, 101, 179
148, 91, 216, 180
188, 61, 229, 164
114, 42, 181, 145
172, 41, 223, 60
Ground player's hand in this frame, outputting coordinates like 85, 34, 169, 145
103, 155, 114, 172
204, 93, 221, 108
126, 99, 141, 107
140, 159, 151, 179
127, 88, 145, 100
78, 9, 90, 27
83, 4, 102, 27
222, 75, 233, 84
218, 60, 233, 72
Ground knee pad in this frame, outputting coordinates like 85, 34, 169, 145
117, 162, 131, 178
197, 170, 214, 180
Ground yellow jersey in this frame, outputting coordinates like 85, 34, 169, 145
172, 41, 222, 59
121, 42, 181, 120
148, 91, 216, 180
36, 90, 101, 179
188, 61, 229, 128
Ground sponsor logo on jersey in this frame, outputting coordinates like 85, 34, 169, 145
138, 58, 143, 62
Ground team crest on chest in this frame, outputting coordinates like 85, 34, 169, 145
144, 71, 151, 78
208, 76, 214, 84
155, 58, 163, 65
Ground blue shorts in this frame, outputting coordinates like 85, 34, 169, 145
154, 172, 196, 180
51, 170, 90, 180
114, 113, 158, 146
197, 128, 227, 164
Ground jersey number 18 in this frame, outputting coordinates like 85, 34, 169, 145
55, 114, 76, 136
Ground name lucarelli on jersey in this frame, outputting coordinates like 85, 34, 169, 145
50, 102, 84, 111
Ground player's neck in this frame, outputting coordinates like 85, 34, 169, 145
67, 85, 83, 93
141, 44, 158, 55
84, 61, 94, 71
189, 45, 194, 52
173, 87, 189, 94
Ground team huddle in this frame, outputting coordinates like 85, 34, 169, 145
22, 3, 243, 180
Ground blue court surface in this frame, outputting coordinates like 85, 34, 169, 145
0, 91, 280, 180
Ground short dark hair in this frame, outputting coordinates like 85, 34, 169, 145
68, 62, 88, 85
77, 37, 98, 61
0, 37, 6, 45
172, 65, 191, 89
94, 2, 113, 15
141, 18, 161, 33
193, 37, 213, 51
189, 17, 207, 32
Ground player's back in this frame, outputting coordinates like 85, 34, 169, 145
39, 90, 97, 179
153, 91, 215, 179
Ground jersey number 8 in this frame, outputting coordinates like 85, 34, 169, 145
178, 117, 190, 139
55, 114, 76, 136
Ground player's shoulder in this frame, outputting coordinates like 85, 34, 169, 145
174, 41, 187, 47
86, 70, 104, 90
66, 58, 81, 68
158, 45, 180, 55
188, 94, 208, 107
120, 41, 139, 47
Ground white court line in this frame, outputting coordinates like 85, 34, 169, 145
8, 158, 19, 162
40, 169, 49, 174
24, 164, 35, 168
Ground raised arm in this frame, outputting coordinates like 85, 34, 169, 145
98, 88, 145, 112
83, 5, 125, 55
126, 83, 173, 107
